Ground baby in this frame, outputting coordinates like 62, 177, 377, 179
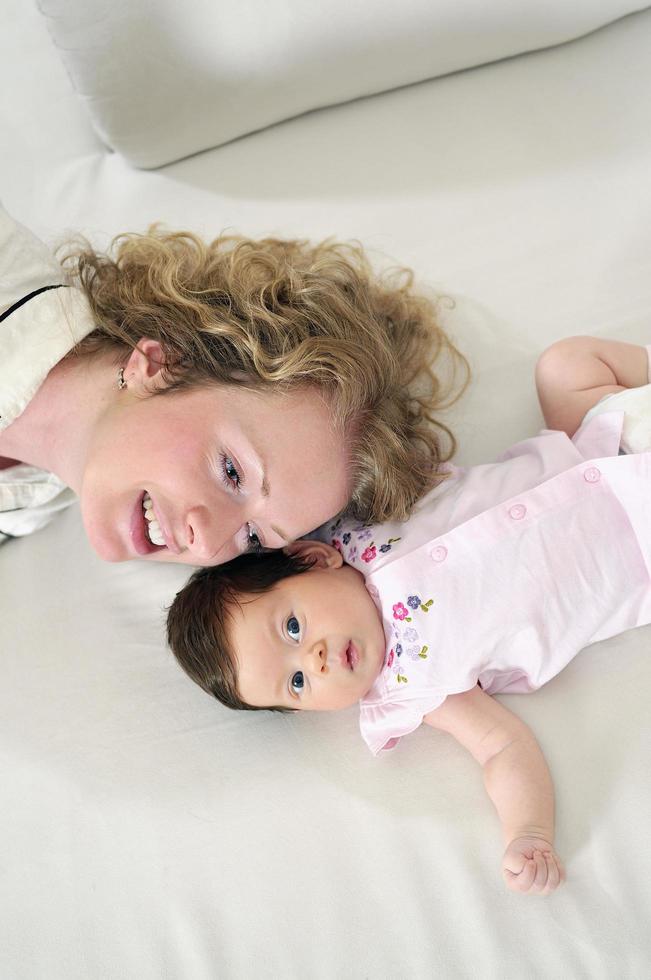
167, 336, 651, 896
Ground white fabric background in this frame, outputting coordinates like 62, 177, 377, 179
1, 2, 651, 976
37, 0, 649, 167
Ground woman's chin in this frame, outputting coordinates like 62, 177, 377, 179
82, 514, 126, 563
88, 534, 126, 563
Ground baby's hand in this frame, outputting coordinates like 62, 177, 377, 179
501, 836, 565, 895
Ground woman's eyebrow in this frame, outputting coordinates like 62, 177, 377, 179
250, 442, 290, 543
259, 468, 289, 543
270, 523, 289, 543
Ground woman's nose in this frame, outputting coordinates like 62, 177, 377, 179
184, 506, 236, 564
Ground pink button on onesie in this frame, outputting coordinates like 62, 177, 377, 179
323, 413, 651, 755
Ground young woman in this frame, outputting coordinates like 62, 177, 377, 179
0, 203, 468, 562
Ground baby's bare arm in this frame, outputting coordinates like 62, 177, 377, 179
424, 686, 564, 894
535, 336, 649, 436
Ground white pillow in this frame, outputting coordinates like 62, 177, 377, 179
38, 0, 649, 168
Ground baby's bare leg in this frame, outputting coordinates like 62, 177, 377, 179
535, 336, 649, 437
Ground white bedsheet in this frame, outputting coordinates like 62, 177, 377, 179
1, 3, 651, 977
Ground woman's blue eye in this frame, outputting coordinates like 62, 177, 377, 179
223, 456, 240, 487
286, 616, 301, 641
290, 671, 305, 694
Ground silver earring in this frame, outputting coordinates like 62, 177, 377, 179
117, 367, 127, 390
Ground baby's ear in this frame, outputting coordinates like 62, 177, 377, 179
284, 539, 343, 569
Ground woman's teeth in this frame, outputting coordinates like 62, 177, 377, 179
143, 493, 165, 547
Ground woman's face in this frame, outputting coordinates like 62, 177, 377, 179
79, 343, 350, 565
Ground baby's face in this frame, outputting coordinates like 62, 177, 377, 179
230, 558, 386, 711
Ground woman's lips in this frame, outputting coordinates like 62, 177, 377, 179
146, 493, 181, 554
130, 492, 161, 556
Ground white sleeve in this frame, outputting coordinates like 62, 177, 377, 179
0, 202, 64, 315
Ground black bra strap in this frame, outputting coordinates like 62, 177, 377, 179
0, 284, 67, 323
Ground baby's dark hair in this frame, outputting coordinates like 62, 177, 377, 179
167, 550, 315, 711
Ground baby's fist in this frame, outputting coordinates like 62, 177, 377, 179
502, 836, 565, 895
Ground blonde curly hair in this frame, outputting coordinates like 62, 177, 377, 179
62, 228, 469, 523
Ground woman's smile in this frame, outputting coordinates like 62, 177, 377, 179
82, 381, 350, 564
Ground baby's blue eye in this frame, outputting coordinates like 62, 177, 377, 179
286, 616, 301, 641
290, 671, 305, 694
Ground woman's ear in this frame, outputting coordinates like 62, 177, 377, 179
121, 339, 167, 393
284, 539, 343, 569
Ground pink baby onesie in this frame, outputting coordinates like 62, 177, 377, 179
323, 412, 651, 755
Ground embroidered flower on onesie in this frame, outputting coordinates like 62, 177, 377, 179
385, 589, 432, 684
327, 515, 438, 689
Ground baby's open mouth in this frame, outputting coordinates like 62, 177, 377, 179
142, 492, 165, 547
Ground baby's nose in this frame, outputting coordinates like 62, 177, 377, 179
304, 643, 327, 675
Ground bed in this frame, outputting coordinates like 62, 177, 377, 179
2, 1, 651, 976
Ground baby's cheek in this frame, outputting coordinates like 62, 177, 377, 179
329, 688, 362, 712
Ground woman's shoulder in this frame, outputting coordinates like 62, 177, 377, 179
0, 464, 74, 540
0, 202, 64, 308
0, 204, 96, 431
